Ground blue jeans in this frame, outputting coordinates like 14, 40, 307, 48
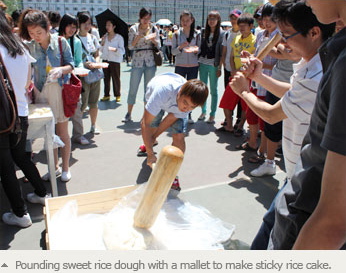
150, 110, 187, 134
127, 64, 156, 105
250, 179, 288, 250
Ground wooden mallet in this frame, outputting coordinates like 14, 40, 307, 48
134, 145, 184, 229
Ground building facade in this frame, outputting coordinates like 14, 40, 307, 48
21, 0, 250, 26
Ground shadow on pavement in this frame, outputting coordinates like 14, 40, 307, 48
229, 177, 280, 210
136, 159, 152, 184
98, 100, 121, 111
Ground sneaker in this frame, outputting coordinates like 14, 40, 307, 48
27, 192, 51, 205
188, 113, 194, 124
250, 160, 276, 177
168, 176, 181, 198
2, 212, 32, 228
90, 125, 100, 134
115, 96, 121, 102
122, 112, 132, 123
42, 167, 62, 181
79, 136, 90, 145
100, 96, 110, 101
61, 170, 71, 182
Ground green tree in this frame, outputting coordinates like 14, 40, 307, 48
2, 0, 22, 15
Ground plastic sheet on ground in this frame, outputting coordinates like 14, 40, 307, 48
49, 184, 235, 250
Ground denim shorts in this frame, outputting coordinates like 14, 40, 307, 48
150, 110, 187, 134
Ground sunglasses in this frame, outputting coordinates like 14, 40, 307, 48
279, 31, 302, 42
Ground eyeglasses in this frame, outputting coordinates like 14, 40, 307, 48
279, 31, 302, 42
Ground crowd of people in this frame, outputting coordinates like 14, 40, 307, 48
0, 0, 345, 250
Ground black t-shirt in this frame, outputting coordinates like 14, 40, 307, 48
270, 27, 346, 249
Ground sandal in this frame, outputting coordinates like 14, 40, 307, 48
235, 142, 257, 151
137, 142, 158, 157
216, 126, 234, 133
234, 128, 244, 137
248, 152, 265, 163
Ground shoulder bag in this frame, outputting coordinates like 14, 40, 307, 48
77, 34, 104, 84
0, 53, 22, 144
58, 37, 82, 118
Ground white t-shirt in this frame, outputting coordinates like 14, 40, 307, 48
145, 73, 187, 119
100, 33, 125, 63
280, 54, 322, 180
0, 44, 36, 117
222, 28, 239, 72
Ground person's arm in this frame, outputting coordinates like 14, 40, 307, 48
171, 32, 181, 56
230, 72, 287, 124
230, 49, 237, 77
141, 109, 157, 167
152, 113, 178, 140
74, 39, 84, 68
293, 151, 346, 249
242, 56, 291, 98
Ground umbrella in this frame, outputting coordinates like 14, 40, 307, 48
156, 19, 172, 26
95, 9, 128, 47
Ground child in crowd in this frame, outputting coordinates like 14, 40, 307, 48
218, 13, 256, 135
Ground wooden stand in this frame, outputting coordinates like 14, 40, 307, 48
134, 145, 184, 229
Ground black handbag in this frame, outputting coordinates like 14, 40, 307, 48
152, 46, 163, 66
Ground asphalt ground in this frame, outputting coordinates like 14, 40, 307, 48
0, 61, 286, 250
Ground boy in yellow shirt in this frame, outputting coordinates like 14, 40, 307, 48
218, 14, 256, 136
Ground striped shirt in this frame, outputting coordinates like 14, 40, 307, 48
280, 53, 322, 180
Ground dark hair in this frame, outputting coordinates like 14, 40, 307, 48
237, 13, 254, 26
59, 14, 78, 36
180, 10, 196, 43
11, 10, 21, 25
19, 9, 49, 41
48, 11, 61, 25
180, 79, 209, 106
139, 7, 152, 19
0, 10, 25, 57
253, 5, 263, 19
77, 11, 91, 26
273, 0, 336, 42
261, 2, 274, 18
205, 10, 221, 44
106, 18, 116, 28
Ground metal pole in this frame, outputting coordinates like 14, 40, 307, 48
174, 0, 176, 25
202, 0, 205, 27
155, 0, 157, 22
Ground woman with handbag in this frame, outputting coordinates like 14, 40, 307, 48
198, 11, 224, 123
59, 14, 90, 146
77, 11, 103, 134
19, 9, 74, 182
123, 8, 160, 123
100, 18, 125, 102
